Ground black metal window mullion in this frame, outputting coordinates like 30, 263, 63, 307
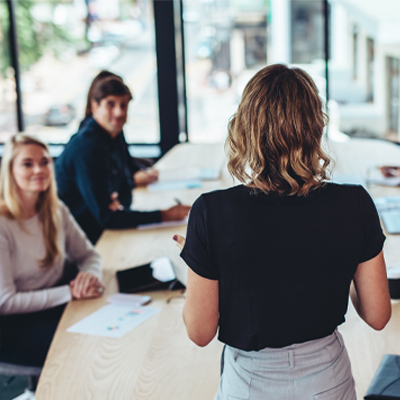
323, 0, 330, 104
6, 0, 24, 132
153, 0, 188, 155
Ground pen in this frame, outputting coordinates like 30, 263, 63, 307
174, 198, 182, 205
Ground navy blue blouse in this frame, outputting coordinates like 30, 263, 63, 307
55, 117, 161, 243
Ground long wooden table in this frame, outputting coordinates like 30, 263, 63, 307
36, 139, 400, 400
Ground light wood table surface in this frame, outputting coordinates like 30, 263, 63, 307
36, 139, 400, 400
36, 143, 229, 400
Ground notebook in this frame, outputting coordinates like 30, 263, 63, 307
374, 197, 400, 234
116, 257, 185, 293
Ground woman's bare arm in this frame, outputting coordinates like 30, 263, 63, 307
182, 267, 219, 347
350, 251, 391, 330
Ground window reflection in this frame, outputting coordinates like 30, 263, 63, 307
15, 0, 159, 145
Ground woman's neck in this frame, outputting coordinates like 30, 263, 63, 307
18, 191, 39, 219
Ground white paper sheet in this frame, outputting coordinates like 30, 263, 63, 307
107, 293, 151, 307
67, 304, 161, 338
158, 167, 221, 182
147, 179, 202, 192
151, 257, 176, 282
374, 196, 400, 212
136, 217, 188, 230
367, 176, 400, 187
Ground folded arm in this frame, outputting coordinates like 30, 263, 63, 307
74, 144, 162, 228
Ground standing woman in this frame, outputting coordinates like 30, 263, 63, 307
175, 64, 391, 399
0, 134, 103, 367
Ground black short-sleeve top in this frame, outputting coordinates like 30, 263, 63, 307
180, 183, 385, 351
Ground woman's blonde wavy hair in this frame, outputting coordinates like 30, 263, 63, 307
226, 64, 331, 196
0, 134, 61, 268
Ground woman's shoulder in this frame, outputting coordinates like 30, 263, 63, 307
0, 213, 20, 247
58, 200, 73, 216
317, 182, 374, 210
197, 185, 245, 204
0, 213, 13, 232
63, 123, 105, 158
57, 200, 74, 224
322, 182, 367, 197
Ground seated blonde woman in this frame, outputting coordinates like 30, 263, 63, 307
0, 134, 103, 367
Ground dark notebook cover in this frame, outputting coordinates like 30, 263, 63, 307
365, 354, 400, 399
116, 262, 184, 293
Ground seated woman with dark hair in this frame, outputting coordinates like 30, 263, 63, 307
174, 64, 391, 400
0, 134, 103, 367
56, 76, 190, 244
80, 70, 159, 186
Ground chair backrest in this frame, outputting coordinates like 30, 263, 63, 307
0, 361, 41, 391
0, 361, 41, 377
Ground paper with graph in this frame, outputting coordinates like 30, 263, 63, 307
67, 304, 161, 338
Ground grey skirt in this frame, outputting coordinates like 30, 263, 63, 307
215, 329, 356, 400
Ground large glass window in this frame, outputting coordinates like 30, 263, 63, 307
0, 2, 18, 142
13, 0, 159, 145
183, 0, 327, 143
328, 0, 400, 141
183, 0, 400, 144
183, 0, 268, 143
291, 0, 324, 64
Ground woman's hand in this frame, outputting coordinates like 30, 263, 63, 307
173, 234, 186, 251
70, 272, 105, 300
108, 192, 123, 211
133, 169, 159, 186
380, 166, 400, 178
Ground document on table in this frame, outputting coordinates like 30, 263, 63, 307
374, 196, 400, 212
367, 176, 400, 187
373, 196, 400, 234
147, 179, 202, 192
67, 304, 161, 338
136, 217, 188, 230
108, 293, 151, 307
158, 167, 221, 182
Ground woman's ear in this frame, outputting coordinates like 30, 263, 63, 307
91, 100, 99, 116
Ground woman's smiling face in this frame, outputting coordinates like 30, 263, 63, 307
12, 143, 51, 196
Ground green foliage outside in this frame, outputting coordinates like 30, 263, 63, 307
0, 2, 10, 77
0, 0, 75, 78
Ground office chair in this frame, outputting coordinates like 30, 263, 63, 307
0, 360, 41, 399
